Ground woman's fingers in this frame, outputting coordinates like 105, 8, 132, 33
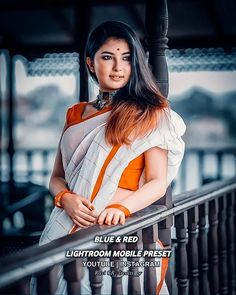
77, 202, 96, 216
97, 212, 105, 225
105, 212, 114, 225
81, 198, 95, 211
74, 198, 97, 217
72, 216, 94, 227
112, 213, 120, 225
111, 212, 125, 225
97, 211, 106, 225
119, 213, 125, 225
79, 210, 97, 223
62, 194, 97, 219
72, 218, 87, 228
97, 209, 126, 225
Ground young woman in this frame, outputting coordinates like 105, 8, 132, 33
37, 21, 186, 294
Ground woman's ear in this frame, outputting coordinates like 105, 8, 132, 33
86, 57, 95, 73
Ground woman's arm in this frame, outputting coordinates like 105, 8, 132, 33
49, 144, 69, 196
49, 125, 97, 228
120, 146, 168, 213
97, 147, 168, 225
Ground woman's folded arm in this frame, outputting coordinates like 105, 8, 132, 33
98, 147, 168, 225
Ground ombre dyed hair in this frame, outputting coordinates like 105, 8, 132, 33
85, 21, 169, 145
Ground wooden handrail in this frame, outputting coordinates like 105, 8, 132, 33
0, 177, 235, 290
4, 187, 48, 216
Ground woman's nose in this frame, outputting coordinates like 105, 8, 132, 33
113, 60, 122, 72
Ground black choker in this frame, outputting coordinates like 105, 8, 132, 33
94, 90, 117, 110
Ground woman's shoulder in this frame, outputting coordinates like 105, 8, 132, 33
67, 101, 87, 112
66, 101, 87, 124
158, 107, 186, 137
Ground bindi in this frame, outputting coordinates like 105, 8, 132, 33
116, 48, 120, 51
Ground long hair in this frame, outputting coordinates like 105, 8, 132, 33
85, 21, 169, 145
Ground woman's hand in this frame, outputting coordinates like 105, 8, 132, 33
61, 193, 97, 228
97, 208, 125, 225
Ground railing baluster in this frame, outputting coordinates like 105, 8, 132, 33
88, 254, 103, 295
159, 216, 173, 293
198, 203, 210, 295
108, 242, 126, 295
18, 277, 30, 295
208, 199, 219, 295
42, 150, 49, 186
1, 179, 236, 295
26, 150, 33, 182
142, 224, 158, 294
218, 195, 228, 294
187, 207, 199, 295
64, 259, 84, 295
175, 212, 188, 295
127, 231, 142, 295
180, 153, 187, 192
198, 151, 204, 186
227, 190, 236, 294
37, 265, 59, 295
216, 151, 223, 180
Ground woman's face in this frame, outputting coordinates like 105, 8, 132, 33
87, 38, 131, 92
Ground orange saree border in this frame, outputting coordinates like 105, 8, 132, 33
69, 145, 120, 234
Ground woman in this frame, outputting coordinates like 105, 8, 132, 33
37, 21, 186, 294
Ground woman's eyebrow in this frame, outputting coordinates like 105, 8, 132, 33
100, 51, 131, 55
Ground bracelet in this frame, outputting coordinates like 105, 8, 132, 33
54, 189, 73, 208
105, 204, 131, 217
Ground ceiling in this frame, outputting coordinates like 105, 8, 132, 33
0, 0, 236, 58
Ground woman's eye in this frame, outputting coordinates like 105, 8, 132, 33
123, 56, 131, 62
102, 55, 112, 60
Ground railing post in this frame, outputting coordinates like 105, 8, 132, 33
208, 199, 219, 295
6, 52, 15, 186
88, 244, 106, 295
227, 190, 236, 294
142, 224, 158, 294
198, 151, 204, 185
18, 277, 30, 295
37, 265, 60, 295
126, 231, 142, 295
88, 256, 103, 295
26, 150, 33, 182
218, 195, 228, 294
75, 2, 90, 101
216, 151, 223, 180
64, 259, 84, 295
198, 203, 210, 295
187, 207, 199, 295
158, 216, 173, 293
108, 242, 126, 295
145, 0, 169, 97
180, 154, 187, 192
175, 211, 188, 295
42, 150, 49, 186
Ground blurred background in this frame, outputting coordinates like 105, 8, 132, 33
0, 0, 236, 254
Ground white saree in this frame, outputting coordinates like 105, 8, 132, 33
32, 107, 186, 295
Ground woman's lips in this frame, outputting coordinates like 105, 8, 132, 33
109, 75, 124, 81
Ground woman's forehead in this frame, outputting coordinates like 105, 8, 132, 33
98, 38, 130, 53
